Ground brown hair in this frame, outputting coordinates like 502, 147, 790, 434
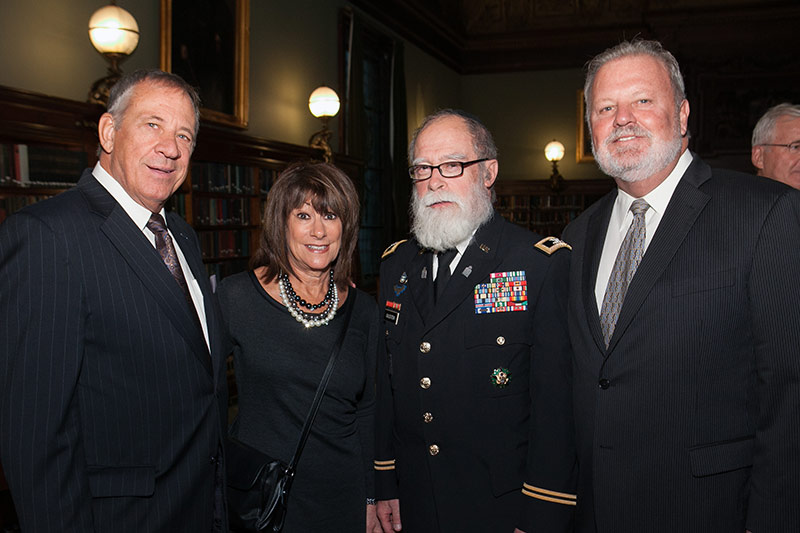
250, 161, 360, 289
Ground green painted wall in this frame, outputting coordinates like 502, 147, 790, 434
0, 0, 603, 181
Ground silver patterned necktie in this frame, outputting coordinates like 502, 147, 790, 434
600, 199, 650, 347
147, 213, 192, 303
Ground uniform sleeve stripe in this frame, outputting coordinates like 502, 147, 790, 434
374, 459, 395, 466
374, 465, 396, 471
522, 483, 577, 500
522, 488, 577, 506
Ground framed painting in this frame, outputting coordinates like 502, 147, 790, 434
160, 0, 249, 129
576, 89, 594, 163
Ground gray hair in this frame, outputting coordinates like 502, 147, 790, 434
752, 103, 800, 146
107, 69, 201, 142
584, 39, 686, 132
408, 109, 498, 163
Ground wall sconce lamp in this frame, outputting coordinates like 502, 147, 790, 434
308, 86, 340, 163
87, 1, 140, 106
544, 140, 565, 191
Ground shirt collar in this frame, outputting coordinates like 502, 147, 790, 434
611, 149, 693, 230
92, 161, 167, 230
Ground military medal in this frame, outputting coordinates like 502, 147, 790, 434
384, 300, 401, 325
491, 367, 511, 388
474, 271, 528, 314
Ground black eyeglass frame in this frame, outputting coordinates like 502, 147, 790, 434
757, 142, 800, 152
408, 158, 491, 182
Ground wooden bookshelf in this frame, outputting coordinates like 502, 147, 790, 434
494, 177, 615, 237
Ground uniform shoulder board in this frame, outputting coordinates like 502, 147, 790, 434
535, 236, 572, 255
381, 239, 408, 260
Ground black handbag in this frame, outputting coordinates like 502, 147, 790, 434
226, 297, 354, 532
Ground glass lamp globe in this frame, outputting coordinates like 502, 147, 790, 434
88, 4, 140, 56
544, 140, 566, 162
308, 86, 340, 118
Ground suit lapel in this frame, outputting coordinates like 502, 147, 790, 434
582, 193, 615, 353
80, 174, 213, 376
425, 215, 504, 332
606, 157, 711, 353
169, 213, 218, 378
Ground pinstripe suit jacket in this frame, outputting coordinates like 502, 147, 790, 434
0, 170, 228, 532
562, 153, 800, 533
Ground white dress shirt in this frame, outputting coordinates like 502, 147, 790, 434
594, 150, 693, 312
432, 232, 474, 281
92, 162, 209, 348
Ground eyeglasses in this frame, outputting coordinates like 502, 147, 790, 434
408, 158, 490, 182
759, 141, 800, 153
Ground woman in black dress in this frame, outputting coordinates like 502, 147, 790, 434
218, 161, 380, 532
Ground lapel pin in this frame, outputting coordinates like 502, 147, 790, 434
490, 367, 511, 388
394, 272, 408, 296
421, 267, 428, 279
462, 265, 473, 278
479, 244, 490, 253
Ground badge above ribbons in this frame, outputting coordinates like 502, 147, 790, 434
474, 271, 528, 314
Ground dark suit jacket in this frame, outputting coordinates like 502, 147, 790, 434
562, 153, 800, 533
375, 213, 576, 532
0, 170, 228, 532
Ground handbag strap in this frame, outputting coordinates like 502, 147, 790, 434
286, 292, 355, 472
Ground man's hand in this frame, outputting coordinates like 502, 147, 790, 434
514, 529, 527, 533
367, 503, 382, 532
377, 498, 402, 531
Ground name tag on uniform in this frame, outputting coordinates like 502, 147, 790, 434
474, 271, 528, 314
384, 300, 401, 324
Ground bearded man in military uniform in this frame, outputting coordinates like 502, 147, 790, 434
375, 109, 576, 533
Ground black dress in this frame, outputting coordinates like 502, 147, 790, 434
218, 271, 378, 532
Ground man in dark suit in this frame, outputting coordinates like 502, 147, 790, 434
563, 39, 800, 532
0, 69, 228, 532
374, 110, 576, 533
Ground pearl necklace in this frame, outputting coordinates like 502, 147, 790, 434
278, 271, 339, 328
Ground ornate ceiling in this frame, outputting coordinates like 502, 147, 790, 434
350, 0, 800, 73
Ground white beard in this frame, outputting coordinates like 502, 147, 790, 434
593, 123, 682, 183
410, 176, 493, 252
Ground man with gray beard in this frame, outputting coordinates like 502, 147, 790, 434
374, 109, 576, 533
562, 39, 800, 532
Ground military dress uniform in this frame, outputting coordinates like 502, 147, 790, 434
375, 213, 577, 532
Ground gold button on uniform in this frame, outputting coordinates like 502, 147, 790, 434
423, 412, 433, 423
429, 444, 440, 456
496, 336, 506, 346
420, 377, 431, 389
420, 341, 431, 353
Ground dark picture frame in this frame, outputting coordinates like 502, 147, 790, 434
159, 0, 249, 129
576, 89, 593, 163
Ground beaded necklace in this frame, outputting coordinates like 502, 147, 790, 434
278, 270, 339, 328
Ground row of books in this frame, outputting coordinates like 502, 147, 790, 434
0, 143, 87, 188
193, 196, 253, 226
191, 162, 277, 194
0, 194, 55, 223
496, 193, 592, 209
198, 229, 251, 260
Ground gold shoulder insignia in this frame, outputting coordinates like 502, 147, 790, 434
535, 236, 572, 255
381, 240, 408, 260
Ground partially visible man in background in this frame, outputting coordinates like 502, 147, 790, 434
751, 102, 800, 188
